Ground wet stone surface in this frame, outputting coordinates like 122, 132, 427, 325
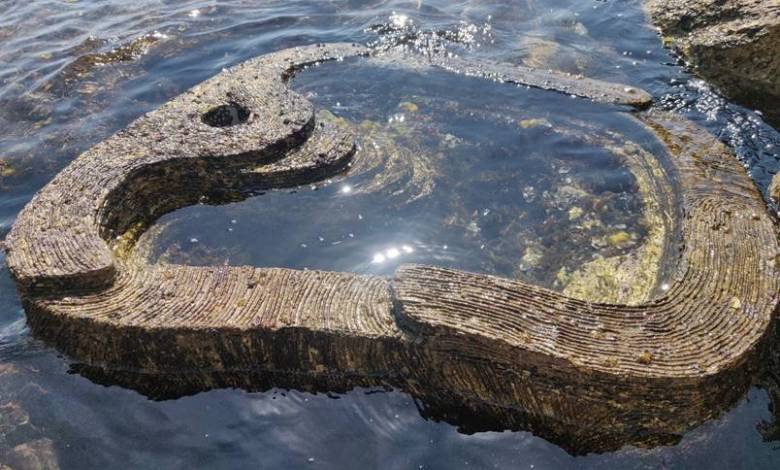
1, 1, 780, 469
4, 40, 778, 459
646, 0, 780, 128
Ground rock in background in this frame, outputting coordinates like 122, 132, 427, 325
646, 0, 780, 128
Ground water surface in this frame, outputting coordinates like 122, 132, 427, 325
148, 60, 654, 291
2, 1, 780, 468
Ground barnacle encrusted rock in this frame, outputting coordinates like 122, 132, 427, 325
4, 43, 778, 453
645, 0, 780, 127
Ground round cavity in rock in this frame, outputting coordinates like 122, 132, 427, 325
201, 102, 250, 127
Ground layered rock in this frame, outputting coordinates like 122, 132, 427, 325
646, 0, 780, 126
4, 44, 778, 454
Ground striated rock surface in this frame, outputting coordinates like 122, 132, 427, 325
4, 43, 779, 454
645, 0, 780, 126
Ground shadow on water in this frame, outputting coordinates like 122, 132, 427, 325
2, 0, 780, 468
49, 310, 780, 458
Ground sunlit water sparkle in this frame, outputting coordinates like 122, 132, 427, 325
1, 1, 780, 469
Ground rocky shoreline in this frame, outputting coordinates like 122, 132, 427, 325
5, 44, 779, 454
646, 0, 780, 128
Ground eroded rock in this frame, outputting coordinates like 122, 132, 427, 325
4, 44, 778, 454
646, 0, 780, 127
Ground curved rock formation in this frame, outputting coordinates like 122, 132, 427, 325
4, 44, 778, 453
645, 0, 780, 127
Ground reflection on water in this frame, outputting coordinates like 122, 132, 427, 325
1, 0, 780, 468
146, 62, 652, 295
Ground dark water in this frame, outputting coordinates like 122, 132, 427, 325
148, 61, 652, 289
2, 1, 780, 468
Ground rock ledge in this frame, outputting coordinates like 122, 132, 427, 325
646, 0, 780, 126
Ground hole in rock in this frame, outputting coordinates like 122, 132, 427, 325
143, 59, 676, 297
201, 102, 250, 127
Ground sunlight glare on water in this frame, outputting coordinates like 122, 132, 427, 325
147, 60, 654, 292
1, 1, 780, 469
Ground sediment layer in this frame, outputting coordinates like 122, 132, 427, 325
5, 44, 778, 453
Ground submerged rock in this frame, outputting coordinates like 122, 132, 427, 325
40, 32, 167, 95
645, 0, 780, 127
0, 366, 60, 470
4, 439, 60, 470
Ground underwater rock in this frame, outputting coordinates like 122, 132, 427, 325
518, 117, 550, 129
397, 101, 419, 113
346, 111, 440, 203
0, 366, 60, 470
0, 159, 15, 178
40, 32, 166, 95
519, 37, 560, 70
517, 36, 592, 75
770, 170, 780, 205
4, 439, 60, 470
4, 44, 778, 454
645, 0, 780, 127
567, 206, 583, 221
607, 230, 632, 247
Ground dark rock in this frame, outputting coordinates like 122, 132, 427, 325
646, 0, 780, 127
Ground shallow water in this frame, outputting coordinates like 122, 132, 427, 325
148, 60, 653, 289
2, 0, 780, 468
